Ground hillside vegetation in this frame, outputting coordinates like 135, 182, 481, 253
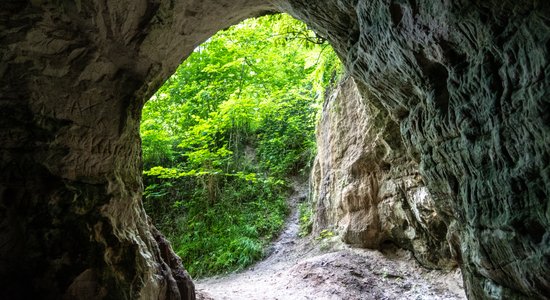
141, 14, 341, 277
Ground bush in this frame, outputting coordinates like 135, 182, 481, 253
298, 202, 313, 237
141, 13, 341, 277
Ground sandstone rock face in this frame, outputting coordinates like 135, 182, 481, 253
311, 77, 456, 270
1, 0, 548, 299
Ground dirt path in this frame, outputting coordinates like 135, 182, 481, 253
196, 179, 466, 300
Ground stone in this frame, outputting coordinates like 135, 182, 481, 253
288, 1, 550, 298
1, 0, 548, 299
311, 77, 456, 269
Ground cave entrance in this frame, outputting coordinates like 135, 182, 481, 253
140, 13, 341, 278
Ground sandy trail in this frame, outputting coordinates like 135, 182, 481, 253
196, 179, 466, 300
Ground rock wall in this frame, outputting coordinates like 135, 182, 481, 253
311, 77, 456, 270
1, 0, 549, 299
285, 0, 550, 299
0, 1, 274, 299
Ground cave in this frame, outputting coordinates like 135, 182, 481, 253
0, 0, 548, 299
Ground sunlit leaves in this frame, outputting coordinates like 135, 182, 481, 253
140, 13, 342, 277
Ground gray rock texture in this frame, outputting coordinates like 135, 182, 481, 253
311, 77, 456, 270
0, 0, 274, 299
1, 0, 548, 299
290, 1, 550, 299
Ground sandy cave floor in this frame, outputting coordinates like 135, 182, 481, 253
195, 179, 466, 300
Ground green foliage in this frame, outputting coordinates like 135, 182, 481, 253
167, 176, 287, 276
316, 229, 335, 240
141, 13, 342, 277
298, 202, 314, 237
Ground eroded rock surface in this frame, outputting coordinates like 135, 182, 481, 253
288, 1, 550, 298
1, 0, 549, 299
311, 77, 456, 270
0, 0, 274, 299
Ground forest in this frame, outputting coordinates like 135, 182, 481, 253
141, 14, 341, 277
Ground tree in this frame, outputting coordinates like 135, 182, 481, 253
141, 13, 342, 277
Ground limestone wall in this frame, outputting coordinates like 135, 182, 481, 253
311, 77, 457, 269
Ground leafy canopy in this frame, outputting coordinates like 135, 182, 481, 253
141, 13, 341, 277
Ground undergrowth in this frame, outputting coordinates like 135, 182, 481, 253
298, 202, 313, 237
141, 13, 341, 278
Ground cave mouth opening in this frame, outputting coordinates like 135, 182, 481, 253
139, 13, 342, 278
